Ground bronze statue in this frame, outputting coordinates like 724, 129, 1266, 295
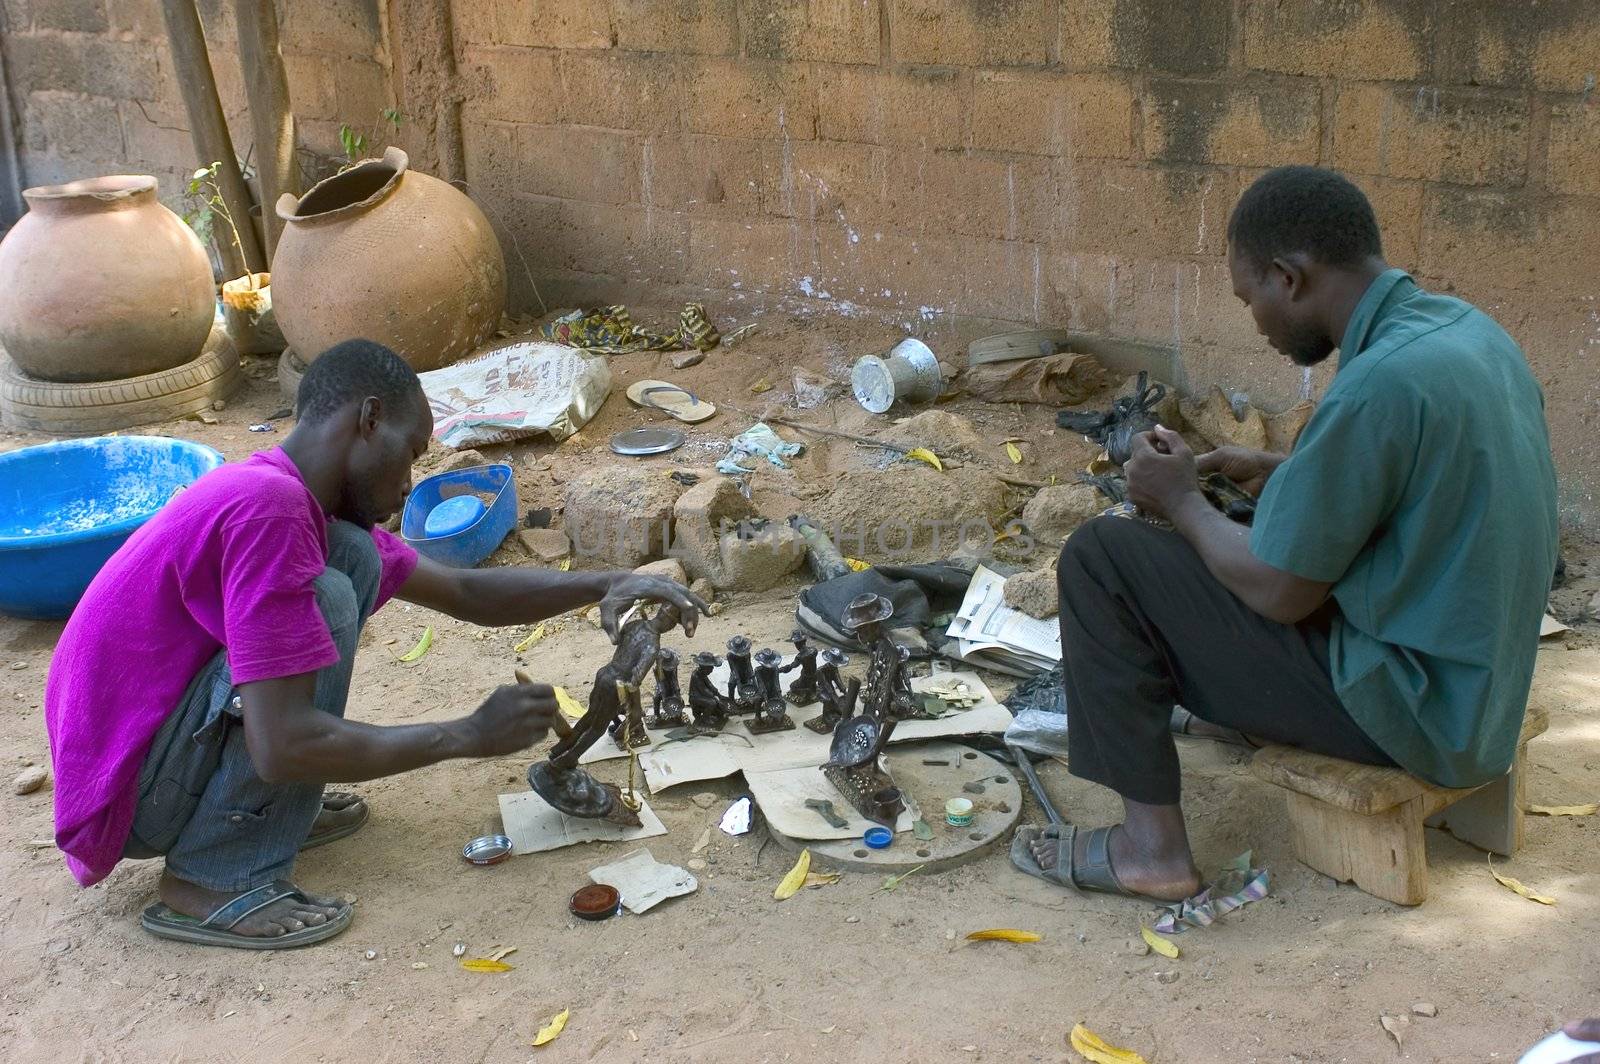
527, 602, 682, 825
851, 593, 925, 721
725, 635, 761, 714
651, 647, 688, 727
822, 594, 906, 827
687, 650, 729, 732
779, 630, 820, 706
804, 646, 854, 734
748, 647, 795, 734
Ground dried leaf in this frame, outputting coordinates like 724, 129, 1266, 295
803, 871, 842, 889
1527, 802, 1600, 817
844, 557, 871, 572
774, 849, 811, 900
553, 687, 585, 720
487, 945, 518, 962
966, 928, 1042, 943
532, 1008, 569, 1047
1488, 857, 1556, 905
905, 447, 943, 471
1140, 926, 1179, 959
459, 958, 514, 973
514, 624, 547, 652
878, 865, 924, 893
1380, 1013, 1408, 1049
1005, 442, 1023, 465
1069, 1023, 1149, 1064
559, 557, 572, 571
396, 626, 433, 662
749, 378, 773, 394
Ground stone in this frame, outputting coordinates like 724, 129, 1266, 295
211, 399, 226, 411
808, 465, 1011, 558
564, 468, 686, 567
1127, 939, 1151, 957
1021, 484, 1103, 545
517, 528, 571, 564
633, 558, 688, 587
689, 577, 716, 603
439, 448, 490, 474
12, 766, 48, 795
671, 350, 705, 370
1002, 566, 1058, 620
1156, 970, 1180, 985
670, 477, 805, 591
1412, 1003, 1437, 1018
687, 858, 708, 871
1181, 386, 1269, 452
691, 792, 717, 809
792, 370, 840, 409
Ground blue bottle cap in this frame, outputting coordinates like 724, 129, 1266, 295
424, 494, 486, 538
863, 826, 893, 849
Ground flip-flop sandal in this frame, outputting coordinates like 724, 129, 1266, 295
300, 791, 369, 851
1169, 707, 1258, 750
140, 879, 353, 950
1010, 823, 1173, 904
625, 379, 717, 423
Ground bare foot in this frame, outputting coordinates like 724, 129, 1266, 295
1030, 826, 1202, 902
159, 871, 346, 939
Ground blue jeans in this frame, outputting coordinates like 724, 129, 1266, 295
122, 521, 381, 892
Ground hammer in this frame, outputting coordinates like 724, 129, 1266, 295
515, 667, 574, 740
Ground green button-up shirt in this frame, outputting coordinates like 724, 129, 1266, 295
1250, 269, 1557, 787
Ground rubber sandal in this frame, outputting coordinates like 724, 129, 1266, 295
1010, 823, 1175, 904
625, 379, 717, 423
1010, 823, 1076, 887
299, 791, 369, 851
139, 880, 353, 950
1169, 707, 1259, 750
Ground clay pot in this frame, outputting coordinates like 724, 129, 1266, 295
272, 147, 506, 372
0, 175, 215, 383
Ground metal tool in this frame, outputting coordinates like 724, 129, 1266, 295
804, 798, 848, 829
1006, 742, 1064, 826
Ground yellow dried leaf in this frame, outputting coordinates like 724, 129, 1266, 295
750, 378, 773, 394
905, 447, 943, 471
531, 1008, 569, 1047
844, 557, 871, 572
1528, 802, 1600, 817
1069, 1023, 1149, 1064
966, 928, 1042, 943
396, 626, 433, 662
559, 557, 571, 571
774, 848, 811, 900
803, 871, 841, 889
1488, 857, 1555, 905
1141, 925, 1179, 959
553, 687, 585, 720
1005, 442, 1023, 465
460, 958, 514, 973
514, 624, 547, 653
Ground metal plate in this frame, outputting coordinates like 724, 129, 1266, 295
767, 740, 1023, 874
609, 427, 686, 456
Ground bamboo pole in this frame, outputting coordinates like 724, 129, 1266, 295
159, 0, 265, 277
233, 0, 296, 258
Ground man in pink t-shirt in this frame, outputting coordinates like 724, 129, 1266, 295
46, 340, 705, 949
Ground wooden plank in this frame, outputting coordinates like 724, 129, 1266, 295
233, 0, 298, 258
1284, 791, 1429, 905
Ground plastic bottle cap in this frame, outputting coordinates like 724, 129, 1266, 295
424, 494, 486, 538
863, 826, 894, 849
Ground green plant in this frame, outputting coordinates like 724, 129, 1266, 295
182, 161, 258, 289
339, 107, 406, 167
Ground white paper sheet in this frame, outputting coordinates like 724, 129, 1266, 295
587, 848, 697, 914
945, 565, 1062, 669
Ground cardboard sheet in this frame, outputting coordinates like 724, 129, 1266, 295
588, 848, 698, 914
743, 764, 915, 840
497, 790, 666, 854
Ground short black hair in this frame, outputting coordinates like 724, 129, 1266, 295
1227, 166, 1383, 273
296, 339, 424, 424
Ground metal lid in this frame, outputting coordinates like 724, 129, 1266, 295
462, 834, 513, 866
850, 356, 896, 414
609, 427, 686, 456
569, 883, 622, 920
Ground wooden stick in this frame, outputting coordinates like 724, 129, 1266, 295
233, 0, 297, 257
514, 667, 574, 739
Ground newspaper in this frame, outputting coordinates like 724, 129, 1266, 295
419, 339, 611, 449
944, 565, 1062, 677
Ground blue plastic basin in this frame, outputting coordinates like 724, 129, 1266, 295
401, 463, 517, 568
0, 436, 225, 620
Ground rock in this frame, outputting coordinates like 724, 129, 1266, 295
691, 792, 717, 809
517, 528, 571, 565
845, 915, 860, 924
211, 399, 226, 412
1181, 386, 1269, 452
1002, 566, 1058, 620
671, 350, 706, 370
12, 766, 47, 795
1156, 970, 1180, 985
564, 468, 686, 567
687, 858, 708, 871
1127, 939, 1151, 957
9, 661, 25, 670
439, 448, 490, 474
671, 478, 805, 591
1411, 1003, 1437, 1018
634, 558, 689, 587
1021, 484, 1103, 545
808, 465, 1010, 558
192, 410, 219, 425
689, 577, 716, 603
706, 601, 725, 616
792, 370, 841, 409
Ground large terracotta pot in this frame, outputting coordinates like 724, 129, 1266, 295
0, 175, 215, 383
272, 147, 506, 372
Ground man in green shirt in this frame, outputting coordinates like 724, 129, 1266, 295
1014, 166, 1558, 903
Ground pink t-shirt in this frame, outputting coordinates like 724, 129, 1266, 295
45, 447, 417, 886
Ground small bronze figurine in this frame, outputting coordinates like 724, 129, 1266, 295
822, 594, 906, 827
725, 635, 761, 714
748, 647, 795, 734
651, 646, 688, 728
804, 646, 853, 734
687, 650, 730, 732
779, 630, 820, 706
527, 602, 682, 826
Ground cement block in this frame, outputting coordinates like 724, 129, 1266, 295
670, 477, 804, 591
564, 467, 685, 568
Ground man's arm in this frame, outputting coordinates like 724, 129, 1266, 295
239, 672, 558, 784
396, 555, 709, 641
1125, 427, 1332, 625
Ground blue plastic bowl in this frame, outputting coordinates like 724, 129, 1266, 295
0, 436, 225, 620
401, 463, 517, 568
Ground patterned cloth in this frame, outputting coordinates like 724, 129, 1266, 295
1153, 850, 1271, 934
541, 303, 721, 354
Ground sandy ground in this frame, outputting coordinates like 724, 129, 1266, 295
1, 306, 1596, 1063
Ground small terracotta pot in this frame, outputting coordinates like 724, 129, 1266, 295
271, 147, 507, 372
0, 175, 216, 383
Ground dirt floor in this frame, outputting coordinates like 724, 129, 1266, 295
1, 305, 1596, 1063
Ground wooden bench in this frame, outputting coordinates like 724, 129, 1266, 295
1249, 706, 1548, 905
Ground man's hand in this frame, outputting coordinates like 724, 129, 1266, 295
460, 682, 561, 757
598, 574, 710, 644
1124, 425, 1202, 521
1196, 445, 1284, 496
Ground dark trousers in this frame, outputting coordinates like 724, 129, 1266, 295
1056, 516, 1393, 806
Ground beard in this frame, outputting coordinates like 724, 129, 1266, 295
1281, 321, 1335, 368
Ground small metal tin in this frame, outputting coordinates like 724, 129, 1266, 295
863, 825, 894, 849
569, 883, 623, 921
945, 797, 974, 827
462, 833, 513, 866
609, 427, 686, 456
